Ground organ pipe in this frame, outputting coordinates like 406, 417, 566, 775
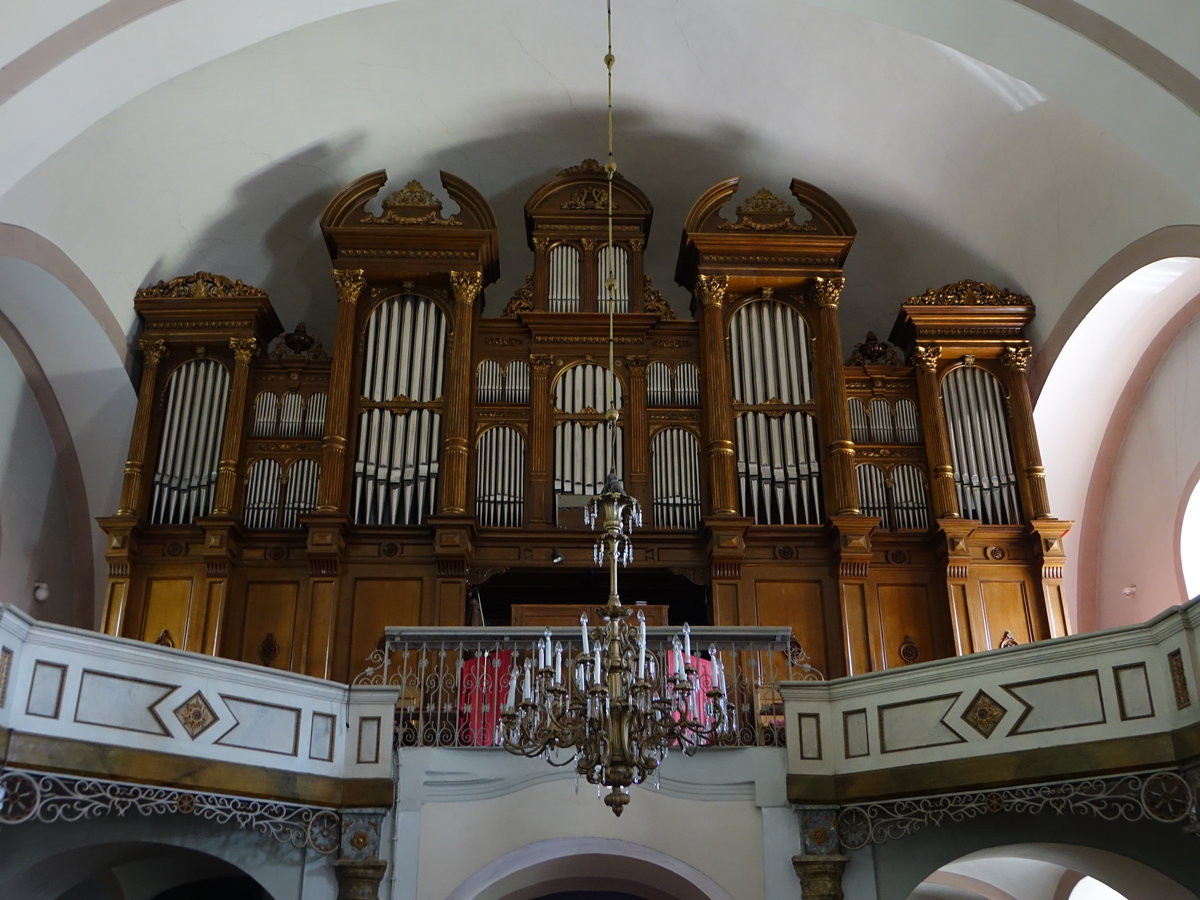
150, 358, 231, 524
476, 426, 525, 527
548, 245, 581, 313
942, 366, 1021, 524
651, 428, 702, 529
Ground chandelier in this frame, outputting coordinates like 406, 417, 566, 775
498, 0, 734, 817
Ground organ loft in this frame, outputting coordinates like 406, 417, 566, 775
98, 162, 1072, 682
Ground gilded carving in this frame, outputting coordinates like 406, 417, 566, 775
911, 344, 942, 371
581, 238, 599, 252
138, 338, 168, 366
174, 691, 218, 739
450, 270, 483, 305
642, 276, 675, 319
718, 188, 815, 232
556, 158, 604, 176
1001, 344, 1033, 371
629, 239, 645, 252
961, 690, 1007, 737
562, 186, 617, 210
531, 237, 552, 253
809, 276, 844, 309
696, 274, 729, 308
332, 269, 366, 305
847, 332, 902, 366
135, 271, 267, 299
1168, 649, 1191, 709
503, 274, 535, 317
655, 338, 688, 348
361, 180, 462, 226
229, 337, 258, 364
905, 279, 1031, 307
268, 323, 328, 360
530, 354, 556, 371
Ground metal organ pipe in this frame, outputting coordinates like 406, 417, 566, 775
651, 428, 701, 529
548, 245, 580, 313
596, 245, 629, 313
942, 366, 1020, 524
251, 392, 278, 437
894, 399, 920, 443
476, 426, 525, 527
353, 295, 446, 525
150, 358, 231, 525
304, 393, 327, 438
553, 364, 623, 497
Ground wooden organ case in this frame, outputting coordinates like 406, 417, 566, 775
99, 162, 1072, 681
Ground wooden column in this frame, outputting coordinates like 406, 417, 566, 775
117, 338, 167, 516
212, 337, 257, 515
581, 238, 599, 313
317, 269, 365, 512
626, 355, 650, 504
440, 271, 481, 514
531, 238, 550, 312
629, 238, 646, 313
940, 518, 978, 655
808, 276, 859, 517
1000, 343, 1052, 520
696, 275, 738, 516
529, 354, 555, 525
912, 344, 960, 518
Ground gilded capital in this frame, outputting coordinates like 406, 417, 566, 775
911, 344, 941, 371
1001, 344, 1032, 371
625, 354, 648, 371
229, 337, 258, 364
696, 274, 729, 308
138, 338, 168, 367
532, 237, 552, 254
809, 276, 845, 309
629, 238, 646, 252
581, 238, 599, 252
332, 268, 366, 305
450, 270, 483, 306
530, 353, 556, 372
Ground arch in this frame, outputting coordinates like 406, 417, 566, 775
0, 234, 135, 626
1178, 463, 1200, 600
1034, 228, 1200, 630
445, 837, 736, 900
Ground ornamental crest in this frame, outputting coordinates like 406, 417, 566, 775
362, 180, 462, 226
136, 271, 268, 299
905, 279, 1031, 307
719, 188, 815, 232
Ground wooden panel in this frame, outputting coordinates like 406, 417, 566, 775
142, 577, 193, 649
978, 579, 1033, 649
241, 581, 300, 670
350, 578, 422, 679
511, 603, 668, 627
840, 582, 871, 676
876, 583, 935, 669
754, 580, 826, 677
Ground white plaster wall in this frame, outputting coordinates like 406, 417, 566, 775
416, 780, 763, 900
1096, 310, 1200, 626
0, 339, 75, 624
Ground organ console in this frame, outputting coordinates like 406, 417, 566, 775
98, 162, 1071, 681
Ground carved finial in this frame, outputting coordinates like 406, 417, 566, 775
450, 271, 483, 306
332, 269, 366, 305
269, 322, 328, 360
911, 344, 942, 371
809, 276, 845, 309
848, 332, 901, 366
696, 274, 729, 308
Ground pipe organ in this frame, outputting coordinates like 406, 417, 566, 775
99, 161, 1072, 681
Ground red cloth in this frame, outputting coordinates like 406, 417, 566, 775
460, 651, 513, 746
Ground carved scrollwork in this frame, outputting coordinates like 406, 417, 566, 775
717, 188, 815, 232
503, 274, 535, 317
904, 279, 1031, 307
562, 186, 617, 210
361, 180, 462, 226
136, 272, 267, 299
643, 276, 675, 320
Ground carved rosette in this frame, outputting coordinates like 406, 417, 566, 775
1001, 344, 1033, 371
333, 269, 366, 305
138, 338, 168, 366
229, 337, 258, 365
696, 274, 729, 308
450, 270, 483, 305
809, 276, 845, 309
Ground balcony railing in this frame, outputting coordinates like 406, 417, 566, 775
353, 625, 821, 749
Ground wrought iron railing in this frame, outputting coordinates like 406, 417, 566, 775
354, 625, 821, 749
